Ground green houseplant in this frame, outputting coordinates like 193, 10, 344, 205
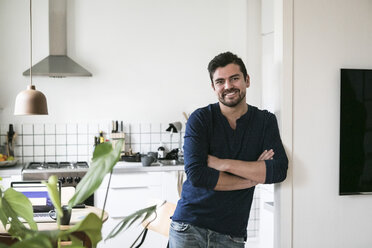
0, 140, 158, 248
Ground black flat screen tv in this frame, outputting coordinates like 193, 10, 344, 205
340, 68, 372, 195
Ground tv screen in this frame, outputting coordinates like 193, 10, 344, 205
340, 69, 372, 195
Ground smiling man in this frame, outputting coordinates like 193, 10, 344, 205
169, 52, 288, 248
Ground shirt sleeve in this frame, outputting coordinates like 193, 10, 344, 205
183, 110, 220, 189
263, 113, 288, 184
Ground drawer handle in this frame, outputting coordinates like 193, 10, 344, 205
111, 216, 126, 219
110, 186, 149, 190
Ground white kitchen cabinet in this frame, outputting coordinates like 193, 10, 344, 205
0, 175, 22, 189
95, 171, 182, 248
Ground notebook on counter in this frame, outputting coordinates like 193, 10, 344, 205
11, 181, 61, 223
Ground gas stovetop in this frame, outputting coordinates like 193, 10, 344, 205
22, 161, 89, 186
24, 161, 89, 170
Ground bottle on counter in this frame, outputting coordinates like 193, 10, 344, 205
99, 131, 105, 144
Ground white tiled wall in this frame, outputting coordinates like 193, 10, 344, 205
0, 122, 185, 164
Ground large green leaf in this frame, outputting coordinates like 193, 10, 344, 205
62, 213, 103, 248
3, 188, 37, 231
0, 188, 8, 228
68, 140, 123, 208
43, 176, 62, 220
105, 204, 157, 241
9, 233, 53, 248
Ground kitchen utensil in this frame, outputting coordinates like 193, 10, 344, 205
158, 159, 179, 166
141, 155, 155, 166
182, 112, 189, 121
147, 152, 158, 162
166, 148, 179, 160
121, 152, 141, 162
6, 124, 16, 157
157, 146, 166, 159
166, 122, 182, 133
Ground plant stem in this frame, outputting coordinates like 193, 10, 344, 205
101, 169, 113, 220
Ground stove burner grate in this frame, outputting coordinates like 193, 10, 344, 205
25, 161, 89, 170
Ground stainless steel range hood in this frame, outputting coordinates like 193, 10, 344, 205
23, 0, 92, 77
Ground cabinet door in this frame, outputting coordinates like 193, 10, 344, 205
0, 175, 22, 189
96, 173, 164, 248
0, 176, 12, 189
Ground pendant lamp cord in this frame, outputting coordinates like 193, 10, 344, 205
29, 0, 33, 85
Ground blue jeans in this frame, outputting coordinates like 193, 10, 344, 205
169, 221, 245, 248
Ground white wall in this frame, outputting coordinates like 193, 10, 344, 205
0, 0, 261, 124
292, 0, 372, 247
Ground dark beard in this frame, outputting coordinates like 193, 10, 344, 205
219, 89, 246, 107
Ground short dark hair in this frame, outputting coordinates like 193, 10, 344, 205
207, 51, 248, 83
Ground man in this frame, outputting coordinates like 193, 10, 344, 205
169, 52, 288, 247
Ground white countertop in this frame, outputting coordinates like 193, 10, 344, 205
113, 161, 184, 173
0, 161, 184, 178
0, 163, 24, 177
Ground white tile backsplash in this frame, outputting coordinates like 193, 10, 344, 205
141, 134, 151, 143
77, 145, 88, 156
78, 135, 88, 145
1, 122, 184, 164
131, 133, 141, 143
33, 156, 44, 163
131, 123, 142, 133
67, 124, 78, 134
34, 146, 44, 156
23, 146, 33, 156
98, 123, 109, 133
151, 123, 162, 133
45, 124, 56, 134
45, 135, 56, 145
56, 124, 67, 134
67, 145, 78, 156
88, 123, 99, 134
0, 124, 7, 135
34, 124, 44, 135
56, 145, 67, 156
67, 134, 77, 145
67, 155, 78, 162
151, 133, 161, 144
34, 135, 44, 145
14, 146, 22, 157
23, 135, 33, 146
45, 146, 56, 156
78, 124, 88, 134
56, 134, 66, 145
141, 123, 151, 133
22, 124, 33, 135
161, 133, 172, 143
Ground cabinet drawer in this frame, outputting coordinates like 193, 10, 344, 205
97, 185, 162, 218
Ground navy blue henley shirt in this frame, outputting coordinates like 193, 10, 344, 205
172, 103, 288, 237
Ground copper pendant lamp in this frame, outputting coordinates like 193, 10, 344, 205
14, 0, 48, 115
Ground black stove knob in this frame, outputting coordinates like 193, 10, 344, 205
74, 177, 81, 183
66, 177, 73, 184
58, 177, 65, 184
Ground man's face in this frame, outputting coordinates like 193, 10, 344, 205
211, 63, 250, 108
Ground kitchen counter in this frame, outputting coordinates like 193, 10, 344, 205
0, 163, 24, 177
0, 162, 184, 178
113, 161, 184, 173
